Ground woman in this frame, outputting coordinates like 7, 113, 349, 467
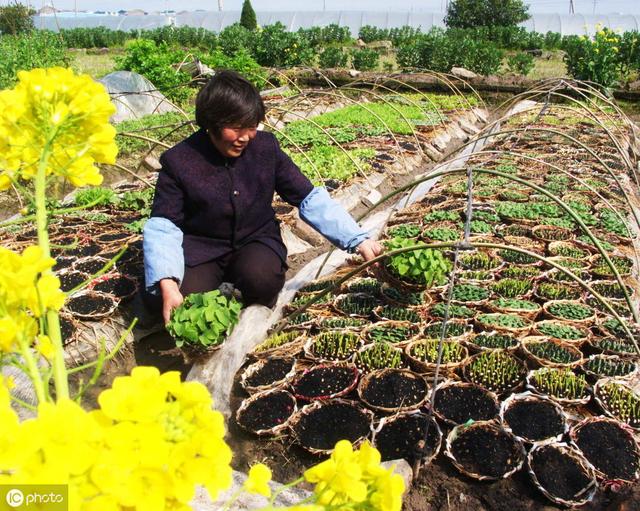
143, 70, 382, 324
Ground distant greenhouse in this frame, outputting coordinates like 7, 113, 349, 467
33, 11, 640, 36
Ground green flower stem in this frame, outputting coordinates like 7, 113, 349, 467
16, 332, 46, 404
269, 477, 304, 505
35, 143, 69, 401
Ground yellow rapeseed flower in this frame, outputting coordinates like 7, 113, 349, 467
0, 67, 117, 190
244, 463, 272, 497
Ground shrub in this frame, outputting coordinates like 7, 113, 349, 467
218, 23, 255, 57
139, 26, 218, 50
254, 22, 314, 67
321, 23, 351, 44
351, 48, 379, 71
445, 0, 530, 29
115, 39, 192, 103
0, 30, 67, 89
318, 47, 348, 68
0, 1, 34, 35
506, 52, 535, 75
239, 0, 257, 31
359, 25, 388, 43
60, 27, 128, 48
202, 48, 267, 88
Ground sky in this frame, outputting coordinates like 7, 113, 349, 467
4, 0, 639, 15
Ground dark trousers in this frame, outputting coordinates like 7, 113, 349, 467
143, 242, 286, 314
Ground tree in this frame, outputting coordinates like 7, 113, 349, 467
239, 0, 257, 31
445, 0, 529, 29
0, 1, 35, 35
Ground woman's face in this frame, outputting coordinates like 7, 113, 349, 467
210, 126, 258, 158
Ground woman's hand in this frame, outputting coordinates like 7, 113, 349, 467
356, 239, 384, 262
160, 278, 184, 324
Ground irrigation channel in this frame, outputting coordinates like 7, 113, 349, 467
3, 75, 640, 508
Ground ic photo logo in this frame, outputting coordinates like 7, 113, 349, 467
5, 489, 23, 508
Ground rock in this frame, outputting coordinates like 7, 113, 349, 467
362, 188, 382, 208
142, 155, 162, 172
357, 38, 366, 47
366, 40, 393, 51
382, 459, 414, 491
451, 67, 478, 80
628, 79, 640, 91
98, 71, 179, 124
349, 69, 361, 77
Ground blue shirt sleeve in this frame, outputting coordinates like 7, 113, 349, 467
299, 187, 370, 253
143, 216, 185, 294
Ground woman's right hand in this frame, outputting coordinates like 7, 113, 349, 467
160, 278, 183, 324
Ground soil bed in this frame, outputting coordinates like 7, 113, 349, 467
292, 402, 371, 451
244, 358, 295, 389
66, 293, 115, 317
360, 370, 427, 410
573, 419, 640, 481
503, 399, 565, 442
59, 270, 88, 292
92, 275, 137, 299
236, 390, 296, 433
530, 445, 592, 502
293, 365, 357, 399
434, 384, 499, 425
74, 257, 109, 275
375, 414, 440, 464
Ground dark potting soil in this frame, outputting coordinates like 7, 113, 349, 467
503, 399, 565, 442
244, 358, 294, 389
59, 316, 76, 345
450, 426, 523, 479
59, 271, 88, 292
65, 244, 101, 258
294, 366, 356, 399
92, 275, 137, 299
96, 232, 131, 243
530, 445, 592, 502
361, 371, 427, 409
434, 385, 498, 425
75, 258, 108, 275
293, 402, 370, 451
54, 256, 75, 271
66, 293, 115, 316
237, 390, 296, 432
375, 415, 440, 464
574, 420, 640, 481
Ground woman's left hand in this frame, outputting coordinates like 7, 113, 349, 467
356, 239, 384, 262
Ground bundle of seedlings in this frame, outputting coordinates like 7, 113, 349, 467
465, 332, 519, 352
362, 321, 420, 345
423, 319, 473, 340
354, 342, 405, 373
597, 316, 640, 342
449, 283, 491, 305
240, 358, 297, 394
385, 222, 422, 240
543, 300, 595, 324
532, 224, 575, 242
526, 367, 590, 406
521, 337, 583, 368
318, 316, 367, 330
463, 350, 525, 394
422, 224, 461, 243
287, 290, 334, 313
594, 379, 640, 429
166, 290, 242, 354
527, 442, 597, 507
570, 417, 640, 483
433, 380, 499, 425
235, 388, 297, 436
304, 330, 362, 362
580, 355, 638, 382
535, 281, 582, 301
292, 363, 359, 401
496, 248, 540, 266
88, 272, 138, 301
588, 336, 638, 357
289, 399, 374, 454
547, 240, 592, 260
499, 264, 542, 280
64, 290, 120, 321
333, 293, 380, 318
252, 330, 306, 358
445, 420, 526, 480
591, 279, 635, 301
476, 313, 532, 335
373, 305, 421, 323
428, 302, 477, 320
500, 392, 567, 443
358, 369, 428, 412
534, 320, 589, 343
380, 283, 431, 307
405, 339, 468, 374
459, 251, 502, 271
373, 412, 442, 466
458, 269, 495, 283
487, 297, 541, 320
590, 253, 634, 278
491, 278, 534, 299
342, 277, 382, 296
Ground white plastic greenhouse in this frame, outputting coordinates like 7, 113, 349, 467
33, 11, 640, 36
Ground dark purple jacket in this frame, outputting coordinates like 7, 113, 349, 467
151, 129, 314, 267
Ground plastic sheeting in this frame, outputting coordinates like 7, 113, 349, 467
34, 11, 640, 36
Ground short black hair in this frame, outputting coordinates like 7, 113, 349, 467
195, 70, 265, 136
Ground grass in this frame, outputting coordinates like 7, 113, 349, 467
67, 49, 117, 79
528, 51, 568, 80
